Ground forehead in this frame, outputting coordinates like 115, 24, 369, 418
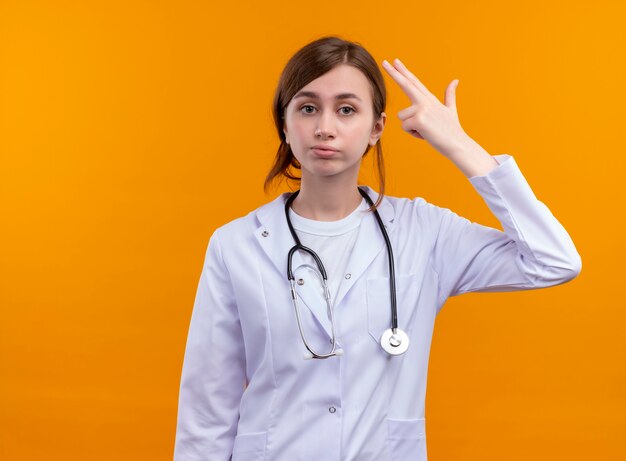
296, 64, 373, 101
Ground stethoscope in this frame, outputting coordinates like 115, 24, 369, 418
285, 187, 410, 359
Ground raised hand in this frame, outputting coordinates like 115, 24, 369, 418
382, 58, 472, 160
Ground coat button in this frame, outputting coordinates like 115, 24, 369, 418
297, 278, 304, 286
328, 406, 337, 414
261, 230, 269, 237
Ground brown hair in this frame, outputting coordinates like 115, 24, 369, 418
264, 36, 387, 208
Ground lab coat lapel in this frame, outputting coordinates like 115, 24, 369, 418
333, 188, 395, 309
254, 194, 334, 339
254, 193, 298, 279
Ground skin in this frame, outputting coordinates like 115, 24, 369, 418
283, 64, 385, 220
282, 59, 498, 221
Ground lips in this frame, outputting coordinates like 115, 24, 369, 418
311, 145, 339, 159
311, 145, 339, 158
312, 144, 338, 152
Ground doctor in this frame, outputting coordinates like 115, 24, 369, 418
173, 36, 581, 461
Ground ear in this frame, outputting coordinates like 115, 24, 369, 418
282, 121, 290, 144
369, 112, 386, 146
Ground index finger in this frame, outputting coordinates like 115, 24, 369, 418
390, 59, 434, 97
382, 59, 423, 103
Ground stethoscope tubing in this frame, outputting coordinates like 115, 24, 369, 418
284, 187, 402, 358
357, 187, 399, 332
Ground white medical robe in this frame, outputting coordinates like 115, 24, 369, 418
173, 154, 582, 461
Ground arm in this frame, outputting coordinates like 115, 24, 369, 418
431, 154, 582, 309
174, 230, 247, 461
381, 59, 581, 310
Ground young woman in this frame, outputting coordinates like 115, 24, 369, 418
173, 36, 581, 461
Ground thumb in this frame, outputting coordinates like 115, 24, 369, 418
444, 79, 459, 113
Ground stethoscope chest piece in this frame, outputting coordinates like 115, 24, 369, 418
380, 328, 410, 355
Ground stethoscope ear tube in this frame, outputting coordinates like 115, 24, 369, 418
287, 245, 328, 281
285, 191, 330, 282
290, 274, 339, 360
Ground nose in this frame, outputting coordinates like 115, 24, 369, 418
315, 112, 336, 139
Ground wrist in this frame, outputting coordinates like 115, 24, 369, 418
446, 136, 498, 178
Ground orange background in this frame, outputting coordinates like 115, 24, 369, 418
1, 0, 624, 459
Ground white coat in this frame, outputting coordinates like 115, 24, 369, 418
173, 154, 582, 461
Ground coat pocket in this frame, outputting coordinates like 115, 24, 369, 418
366, 273, 420, 344
387, 418, 427, 460
231, 431, 267, 461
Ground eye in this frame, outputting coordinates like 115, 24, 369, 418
339, 106, 355, 115
300, 104, 316, 114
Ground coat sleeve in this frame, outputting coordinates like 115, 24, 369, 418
431, 154, 582, 311
174, 229, 247, 461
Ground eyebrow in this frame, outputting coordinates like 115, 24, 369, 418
292, 91, 363, 102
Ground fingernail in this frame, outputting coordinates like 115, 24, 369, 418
394, 58, 401, 65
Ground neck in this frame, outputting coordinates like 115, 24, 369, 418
291, 174, 362, 221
